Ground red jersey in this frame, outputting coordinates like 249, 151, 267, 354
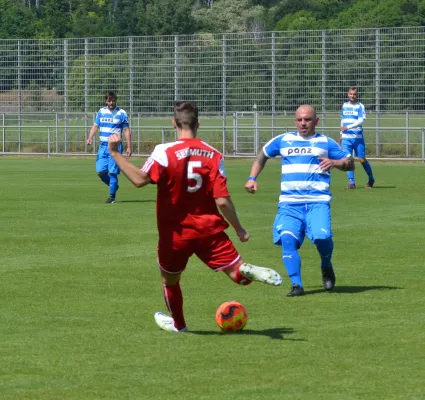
141, 138, 230, 240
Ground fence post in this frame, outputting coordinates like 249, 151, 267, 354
64, 39, 69, 153
174, 36, 179, 101
56, 113, 59, 153
48, 127, 51, 158
129, 37, 134, 116
18, 40, 22, 153
84, 38, 89, 114
322, 30, 326, 132
406, 111, 409, 157
92, 111, 96, 154
84, 121, 88, 153
56, 121, 59, 153
271, 32, 276, 138
375, 29, 380, 156
222, 35, 227, 156
85, 113, 88, 152
233, 112, 237, 154
222, 125, 226, 155
137, 112, 140, 155
2, 113, 5, 153
253, 104, 259, 155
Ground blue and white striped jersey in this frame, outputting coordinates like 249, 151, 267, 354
340, 101, 366, 139
94, 106, 129, 143
263, 132, 350, 204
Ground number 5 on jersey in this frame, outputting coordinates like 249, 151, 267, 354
187, 161, 202, 193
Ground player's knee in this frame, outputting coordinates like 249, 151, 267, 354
281, 233, 298, 250
161, 272, 181, 286
315, 238, 333, 252
281, 234, 299, 262
359, 157, 366, 163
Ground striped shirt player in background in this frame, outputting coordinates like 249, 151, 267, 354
245, 105, 354, 297
86, 91, 132, 203
107, 101, 283, 333
339, 87, 375, 189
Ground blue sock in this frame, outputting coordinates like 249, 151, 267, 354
281, 234, 302, 287
99, 173, 110, 186
362, 161, 374, 181
315, 238, 334, 269
346, 171, 355, 185
109, 173, 118, 196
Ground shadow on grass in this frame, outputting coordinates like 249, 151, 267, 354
368, 185, 396, 189
189, 327, 304, 341
304, 285, 401, 296
340, 185, 396, 191
117, 199, 156, 203
333, 285, 402, 294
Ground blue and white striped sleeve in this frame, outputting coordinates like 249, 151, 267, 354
328, 137, 351, 160
263, 134, 283, 158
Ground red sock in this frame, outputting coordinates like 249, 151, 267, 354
233, 265, 252, 286
162, 283, 186, 330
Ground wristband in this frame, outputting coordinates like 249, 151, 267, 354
248, 176, 257, 181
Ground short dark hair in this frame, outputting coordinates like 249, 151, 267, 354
174, 101, 199, 130
105, 91, 117, 100
348, 87, 358, 92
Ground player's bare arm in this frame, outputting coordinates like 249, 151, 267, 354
318, 156, 355, 172
334, 156, 355, 171
86, 124, 98, 145
244, 150, 268, 193
108, 133, 151, 187
215, 196, 249, 242
123, 127, 132, 157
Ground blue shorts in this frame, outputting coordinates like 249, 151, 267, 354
272, 203, 332, 246
341, 138, 366, 158
96, 143, 122, 174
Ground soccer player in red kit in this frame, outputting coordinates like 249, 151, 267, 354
108, 101, 282, 332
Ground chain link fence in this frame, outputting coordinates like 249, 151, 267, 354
1, 27, 425, 158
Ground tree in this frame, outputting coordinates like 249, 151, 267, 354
199, 0, 214, 6
136, 0, 198, 36
111, 0, 141, 36
275, 10, 320, 31
193, 0, 268, 33
68, 52, 131, 111
70, 0, 114, 37
309, 0, 349, 20
40, 0, 73, 38
326, 0, 411, 29
270, 0, 315, 24
0, 0, 38, 38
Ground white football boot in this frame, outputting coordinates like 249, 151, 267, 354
239, 263, 283, 286
154, 312, 188, 332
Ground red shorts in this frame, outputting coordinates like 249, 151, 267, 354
157, 231, 241, 274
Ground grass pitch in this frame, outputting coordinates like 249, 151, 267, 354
1, 157, 425, 399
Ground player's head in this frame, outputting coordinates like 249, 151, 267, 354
104, 91, 117, 110
173, 101, 199, 135
347, 87, 358, 103
295, 105, 319, 137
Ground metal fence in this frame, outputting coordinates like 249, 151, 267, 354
1, 111, 425, 160
0, 27, 425, 158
